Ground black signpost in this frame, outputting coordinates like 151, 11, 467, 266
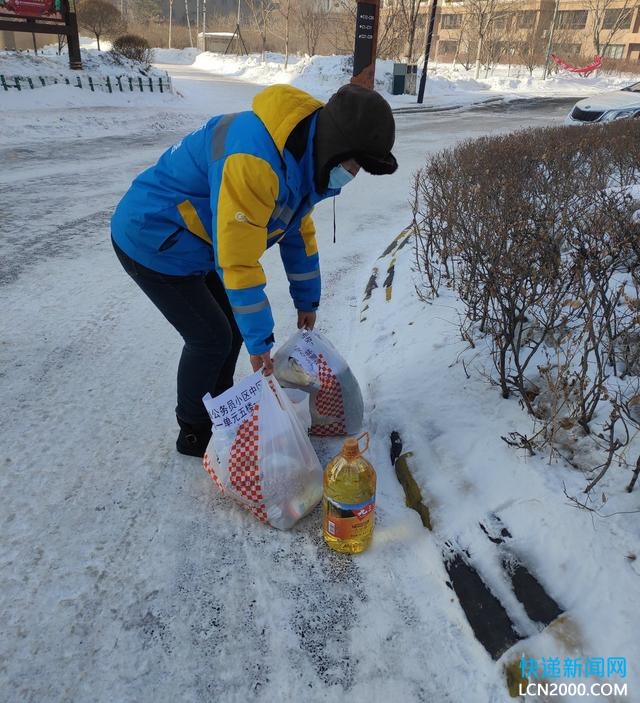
417, 0, 438, 104
0, 0, 82, 69
352, 0, 379, 89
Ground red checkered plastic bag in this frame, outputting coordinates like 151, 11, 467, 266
272, 330, 364, 436
202, 373, 323, 529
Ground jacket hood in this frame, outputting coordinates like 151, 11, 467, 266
252, 84, 324, 156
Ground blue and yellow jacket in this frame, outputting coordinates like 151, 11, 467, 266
111, 84, 339, 355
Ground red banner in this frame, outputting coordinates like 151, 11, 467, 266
0, 0, 64, 21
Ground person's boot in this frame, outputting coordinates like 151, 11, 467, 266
176, 418, 212, 458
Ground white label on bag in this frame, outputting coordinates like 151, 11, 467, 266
202, 370, 264, 430
291, 330, 320, 373
290, 344, 317, 375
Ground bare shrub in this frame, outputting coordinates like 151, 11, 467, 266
111, 34, 153, 67
412, 120, 640, 489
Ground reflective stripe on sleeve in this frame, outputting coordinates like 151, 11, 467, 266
231, 299, 270, 315
287, 269, 320, 282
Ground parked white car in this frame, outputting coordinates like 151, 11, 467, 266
565, 82, 640, 124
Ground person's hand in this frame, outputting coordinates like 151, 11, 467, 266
250, 351, 273, 376
297, 311, 316, 330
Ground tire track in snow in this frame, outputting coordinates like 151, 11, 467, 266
0, 208, 113, 285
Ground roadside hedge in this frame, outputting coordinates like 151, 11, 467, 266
111, 34, 153, 68
411, 120, 640, 491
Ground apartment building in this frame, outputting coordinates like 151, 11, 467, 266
433, 0, 640, 64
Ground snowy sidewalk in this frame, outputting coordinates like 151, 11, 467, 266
1, 47, 638, 703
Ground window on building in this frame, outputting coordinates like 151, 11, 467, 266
602, 8, 632, 30
441, 13, 462, 29
603, 44, 625, 59
438, 40, 458, 55
556, 10, 588, 29
517, 11, 536, 29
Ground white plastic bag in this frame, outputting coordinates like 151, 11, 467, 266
202, 373, 323, 530
282, 387, 312, 431
273, 329, 364, 436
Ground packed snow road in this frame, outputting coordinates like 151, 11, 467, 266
0, 85, 573, 287
0, 71, 574, 703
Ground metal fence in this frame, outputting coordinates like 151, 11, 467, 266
0, 73, 173, 93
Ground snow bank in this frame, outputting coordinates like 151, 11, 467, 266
2, 40, 639, 113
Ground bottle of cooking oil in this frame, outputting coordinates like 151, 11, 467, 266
323, 432, 376, 554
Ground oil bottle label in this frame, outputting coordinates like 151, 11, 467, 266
324, 496, 375, 540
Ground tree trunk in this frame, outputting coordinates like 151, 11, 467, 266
474, 36, 483, 78
284, 0, 290, 69
407, 23, 416, 62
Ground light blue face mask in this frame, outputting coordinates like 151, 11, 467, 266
328, 164, 355, 190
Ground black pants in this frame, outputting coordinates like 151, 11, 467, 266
112, 238, 243, 426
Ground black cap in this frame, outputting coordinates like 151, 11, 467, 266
314, 83, 398, 191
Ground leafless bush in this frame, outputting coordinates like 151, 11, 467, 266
613, 386, 640, 492
600, 57, 640, 76
111, 34, 153, 67
412, 120, 640, 490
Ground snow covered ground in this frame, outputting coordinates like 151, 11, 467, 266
1, 42, 639, 703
